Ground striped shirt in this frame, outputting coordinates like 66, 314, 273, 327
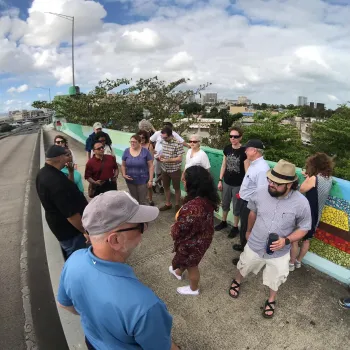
160, 137, 184, 173
239, 156, 270, 201
247, 186, 311, 258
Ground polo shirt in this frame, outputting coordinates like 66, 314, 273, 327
160, 138, 184, 173
36, 163, 88, 241
58, 247, 173, 350
247, 186, 311, 258
239, 156, 270, 201
85, 155, 117, 181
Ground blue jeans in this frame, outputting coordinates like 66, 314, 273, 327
59, 234, 86, 259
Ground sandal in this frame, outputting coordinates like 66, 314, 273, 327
262, 300, 276, 319
228, 279, 240, 299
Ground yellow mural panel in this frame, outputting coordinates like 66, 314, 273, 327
320, 206, 349, 231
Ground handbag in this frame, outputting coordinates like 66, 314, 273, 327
88, 157, 105, 198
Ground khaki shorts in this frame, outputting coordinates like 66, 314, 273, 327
237, 245, 290, 291
162, 169, 181, 190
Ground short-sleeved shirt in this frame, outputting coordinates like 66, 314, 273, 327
85, 132, 112, 153
36, 163, 88, 241
85, 155, 117, 181
223, 145, 247, 186
58, 247, 173, 350
61, 168, 84, 193
247, 186, 312, 258
150, 130, 184, 156
185, 149, 210, 170
90, 144, 115, 158
239, 156, 270, 201
122, 147, 153, 185
160, 138, 184, 173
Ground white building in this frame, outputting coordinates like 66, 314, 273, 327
297, 96, 308, 106
237, 96, 251, 105
202, 93, 218, 104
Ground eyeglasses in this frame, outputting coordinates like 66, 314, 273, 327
267, 178, 284, 187
64, 153, 71, 157
230, 135, 241, 139
114, 223, 145, 234
94, 146, 105, 151
130, 141, 138, 144
55, 140, 65, 144
98, 139, 106, 143
189, 140, 199, 143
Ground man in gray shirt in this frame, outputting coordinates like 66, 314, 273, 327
232, 140, 270, 264
228, 160, 311, 319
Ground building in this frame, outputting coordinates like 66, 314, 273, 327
202, 93, 218, 104
298, 96, 308, 106
185, 94, 196, 103
316, 103, 325, 110
310, 102, 315, 109
237, 96, 251, 105
11, 110, 30, 121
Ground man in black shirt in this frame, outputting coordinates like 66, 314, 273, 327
215, 126, 248, 238
36, 145, 89, 258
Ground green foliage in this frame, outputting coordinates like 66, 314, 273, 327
32, 77, 210, 131
0, 123, 15, 133
181, 102, 203, 115
310, 104, 350, 179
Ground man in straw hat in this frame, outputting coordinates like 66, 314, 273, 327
228, 160, 311, 318
57, 191, 179, 350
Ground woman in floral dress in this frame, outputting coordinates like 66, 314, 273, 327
169, 165, 220, 295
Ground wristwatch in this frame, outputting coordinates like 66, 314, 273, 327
285, 238, 291, 245
219, 179, 223, 182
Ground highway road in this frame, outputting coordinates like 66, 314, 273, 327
0, 130, 68, 350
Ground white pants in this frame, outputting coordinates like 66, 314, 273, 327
237, 245, 290, 292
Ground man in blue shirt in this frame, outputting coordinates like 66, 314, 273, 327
57, 191, 179, 350
85, 122, 112, 161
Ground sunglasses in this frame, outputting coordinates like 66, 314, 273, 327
114, 223, 145, 234
55, 140, 65, 144
94, 146, 105, 151
230, 135, 241, 139
189, 140, 199, 143
267, 178, 285, 187
98, 139, 106, 143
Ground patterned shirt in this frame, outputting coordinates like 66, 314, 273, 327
160, 137, 184, 173
247, 186, 311, 258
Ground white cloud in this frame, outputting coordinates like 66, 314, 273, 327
328, 94, 339, 101
1, 0, 350, 109
7, 84, 29, 93
165, 51, 194, 70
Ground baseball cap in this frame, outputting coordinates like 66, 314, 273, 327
244, 139, 265, 149
46, 145, 68, 158
163, 118, 172, 124
93, 122, 103, 129
82, 191, 159, 236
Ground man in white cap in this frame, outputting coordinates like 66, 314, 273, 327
57, 191, 179, 350
228, 160, 311, 319
85, 122, 112, 161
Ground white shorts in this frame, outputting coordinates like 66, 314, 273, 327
237, 245, 290, 292
154, 158, 162, 175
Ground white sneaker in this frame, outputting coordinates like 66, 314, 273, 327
169, 266, 182, 280
289, 263, 295, 272
177, 285, 199, 296
295, 260, 302, 269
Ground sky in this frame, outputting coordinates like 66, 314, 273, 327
1, 0, 350, 113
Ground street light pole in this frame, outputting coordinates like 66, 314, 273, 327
45, 12, 75, 89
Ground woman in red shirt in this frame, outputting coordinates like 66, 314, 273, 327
169, 166, 220, 295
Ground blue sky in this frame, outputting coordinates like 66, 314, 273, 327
1, 0, 350, 113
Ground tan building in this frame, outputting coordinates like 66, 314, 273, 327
229, 106, 248, 114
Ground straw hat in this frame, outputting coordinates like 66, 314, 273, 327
267, 159, 298, 184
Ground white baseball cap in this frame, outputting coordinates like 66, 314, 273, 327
93, 122, 103, 129
82, 191, 159, 235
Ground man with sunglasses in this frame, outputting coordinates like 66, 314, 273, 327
57, 191, 179, 350
228, 160, 311, 319
36, 145, 88, 258
215, 126, 248, 238
85, 141, 118, 197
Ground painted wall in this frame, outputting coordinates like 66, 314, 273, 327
59, 122, 350, 283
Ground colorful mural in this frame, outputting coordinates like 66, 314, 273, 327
60, 123, 350, 270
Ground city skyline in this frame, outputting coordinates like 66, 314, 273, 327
1, 0, 349, 113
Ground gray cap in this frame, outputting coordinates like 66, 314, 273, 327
82, 191, 159, 236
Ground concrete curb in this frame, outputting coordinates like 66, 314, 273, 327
20, 130, 39, 350
39, 130, 87, 350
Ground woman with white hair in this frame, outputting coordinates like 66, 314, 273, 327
182, 134, 210, 180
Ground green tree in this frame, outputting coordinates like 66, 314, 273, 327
181, 102, 202, 115
311, 104, 350, 180
0, 124, 15, 133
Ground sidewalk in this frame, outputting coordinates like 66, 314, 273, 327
45, 129, 350, 350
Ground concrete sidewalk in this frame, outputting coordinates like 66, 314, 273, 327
45, 129, 350, 350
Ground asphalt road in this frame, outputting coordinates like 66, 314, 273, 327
0, 131, 68, 350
